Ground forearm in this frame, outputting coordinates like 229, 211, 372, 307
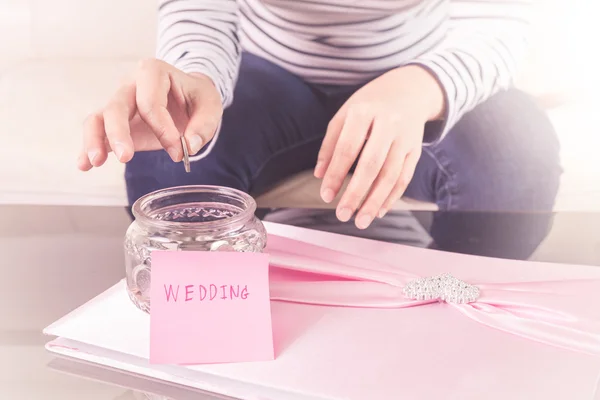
156, 0, 241, 107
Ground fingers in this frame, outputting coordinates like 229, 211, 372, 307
135, 60, 182, 161
379, 149, 421, 218
320, 107, 372, 203
353, 143, 408, 228
81, 83, 136, 169
77, 151, 93, 171
103, 83, 136, 163
336, 118, 394, 225
79, 58, 204, 170
315, 107, 346, 179
80, 112, 108, 170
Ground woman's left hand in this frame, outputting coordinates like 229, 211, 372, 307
314, 65, 445, 229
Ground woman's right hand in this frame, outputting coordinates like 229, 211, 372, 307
77, 59, 223, 171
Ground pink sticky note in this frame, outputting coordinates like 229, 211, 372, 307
150, 251, 274, 365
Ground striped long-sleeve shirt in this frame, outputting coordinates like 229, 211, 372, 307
156, 0, 532, 143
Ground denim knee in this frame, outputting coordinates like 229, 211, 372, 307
426, 89, 562, 212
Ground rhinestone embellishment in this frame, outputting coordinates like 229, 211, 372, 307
402, 273, 480, 304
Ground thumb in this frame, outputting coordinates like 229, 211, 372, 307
184, 97, 223, 156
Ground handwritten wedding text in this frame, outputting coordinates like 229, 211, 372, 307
163, 284, 250, 302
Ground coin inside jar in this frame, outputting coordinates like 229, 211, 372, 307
181, 136, 191, 173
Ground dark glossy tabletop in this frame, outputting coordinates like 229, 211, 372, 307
1, 205, 599, 399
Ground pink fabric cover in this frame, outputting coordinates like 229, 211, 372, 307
266, 235, 600, 356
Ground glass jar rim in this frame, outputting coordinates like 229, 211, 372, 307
131, 185, 257, 232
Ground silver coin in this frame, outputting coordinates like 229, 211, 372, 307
181, 136, 191, 173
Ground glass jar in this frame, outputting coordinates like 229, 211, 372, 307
124, 185, 267, 313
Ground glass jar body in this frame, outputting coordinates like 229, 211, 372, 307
124, 186, 267, 313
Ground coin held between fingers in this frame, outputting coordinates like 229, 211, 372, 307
181, 136, 191, 173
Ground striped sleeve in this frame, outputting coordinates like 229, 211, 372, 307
156, 0, 241, 108
411, 0, 533, 144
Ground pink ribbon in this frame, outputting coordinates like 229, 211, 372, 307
266, 235, 600, 356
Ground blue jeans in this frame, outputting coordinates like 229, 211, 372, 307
126, 53, 561, 259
